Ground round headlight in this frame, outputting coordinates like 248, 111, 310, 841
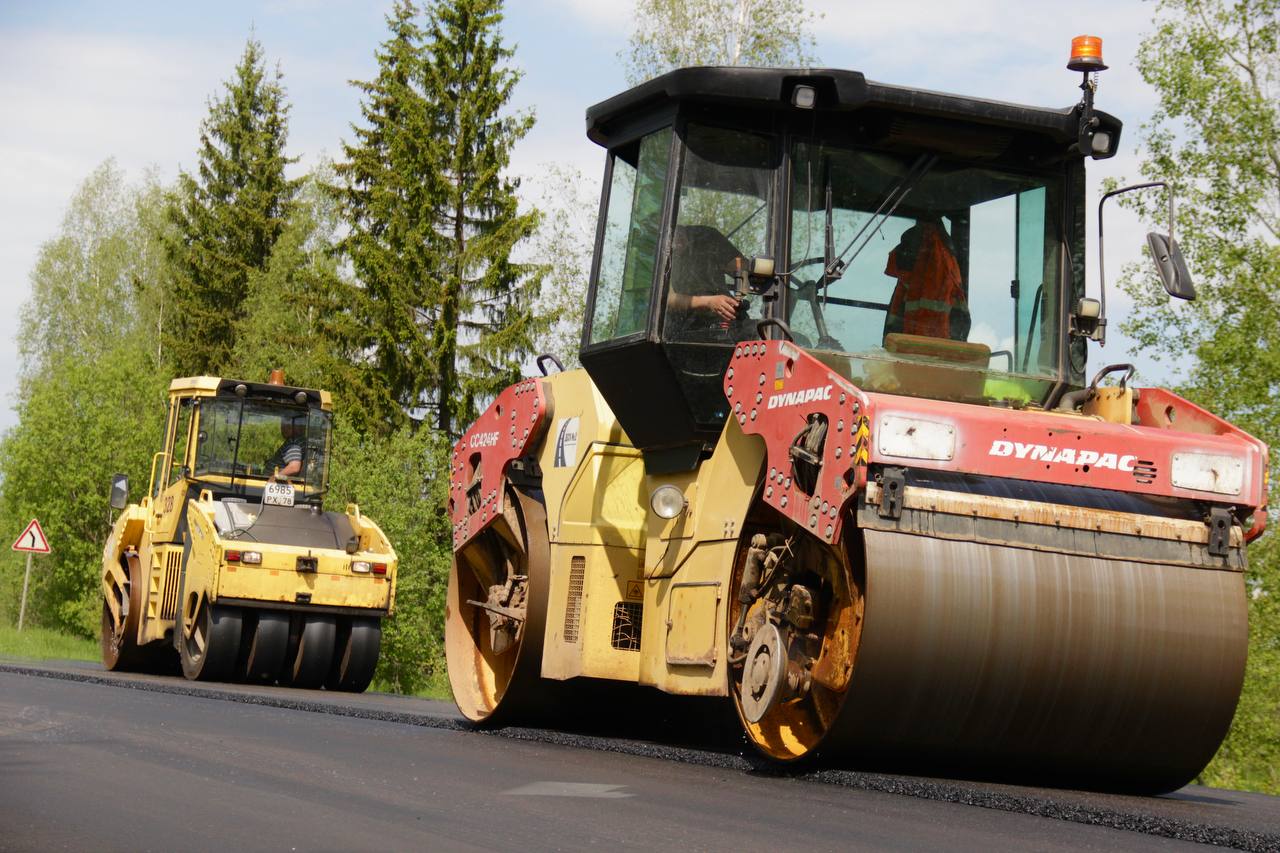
649, 484, 687, 520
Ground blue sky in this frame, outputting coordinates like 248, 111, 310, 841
0, 0, 1172, 431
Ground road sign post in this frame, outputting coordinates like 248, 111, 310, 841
18, 551, 32, 631
12, 518, 51, 632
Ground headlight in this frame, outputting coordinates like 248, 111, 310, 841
650, 484, 687, 520
240, 551, 263, 565
876, 415, 955, 461
351, 560, 372, 574
1171, 452, 1244, 495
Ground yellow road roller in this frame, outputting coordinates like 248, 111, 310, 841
447, 44, 1269, 792
101, 372, 397, 691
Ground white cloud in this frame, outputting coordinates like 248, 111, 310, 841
538, 0, 635, 33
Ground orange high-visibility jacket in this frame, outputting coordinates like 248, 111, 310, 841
884, 222, 967, 339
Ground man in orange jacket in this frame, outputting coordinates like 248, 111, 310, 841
883, 220, 971, 341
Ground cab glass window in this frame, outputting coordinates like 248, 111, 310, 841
663, 123, 774, 344
662, 123, 778, 428
588, 128, 671, 344
193, 398, 332, 496
788, 141, 1063, 405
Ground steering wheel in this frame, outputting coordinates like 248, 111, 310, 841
786, 256, 829, 315
788, 261, 845, 350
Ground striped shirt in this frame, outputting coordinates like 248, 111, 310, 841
270, 441, 303, 471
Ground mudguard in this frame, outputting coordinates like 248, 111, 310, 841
725, 340, 870, 545
449, 378, 553, 550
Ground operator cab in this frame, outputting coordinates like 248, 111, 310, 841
156, 377, 333, 509
579, 67, 1121, 469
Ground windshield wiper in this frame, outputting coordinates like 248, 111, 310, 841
823, 153, 937, 281
725, 199, 768, 243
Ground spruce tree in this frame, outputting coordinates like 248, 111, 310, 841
421, 0, 542, 434
334, 1, 437, 429
337, 0, 543, 435
233, 175, 397, 435
164, 38, 299, 376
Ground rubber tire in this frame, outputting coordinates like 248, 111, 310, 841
325, 617, 382, 693
289, 615, 336, 689
180, 602, 243, 682
236, 611, 290, 684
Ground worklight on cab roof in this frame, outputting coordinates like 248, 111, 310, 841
1068, 35, 1107, 72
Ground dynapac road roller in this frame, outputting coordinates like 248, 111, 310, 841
101, 372, 397, 691
447, 41, 1270, 792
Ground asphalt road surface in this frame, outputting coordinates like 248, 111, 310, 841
1, 662, 1278, 852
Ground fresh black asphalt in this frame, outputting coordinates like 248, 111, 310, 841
1, 661, 1277, 851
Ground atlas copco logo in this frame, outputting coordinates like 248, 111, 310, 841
988, 440, 1137, 471
767, 385, 833, 410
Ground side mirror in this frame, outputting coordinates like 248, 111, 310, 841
1146, 232, 1196, 300
109, 473, 129, 510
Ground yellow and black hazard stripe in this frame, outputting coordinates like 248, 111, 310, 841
852, 415, 871, 465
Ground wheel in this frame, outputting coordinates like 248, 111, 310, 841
446, 488, 552, 724
236, 611, 290, 684
102, 553, 177, 673
288, 614, 336, 689
101, 598, 143, 671
179, 598, 243, 682
726, 507, 864, 763
101, 556, 145, 671
325, 617, 382, 692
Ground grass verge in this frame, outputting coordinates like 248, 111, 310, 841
0, 623, 98, 663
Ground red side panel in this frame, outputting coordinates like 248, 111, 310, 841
726, 341, 1270, 545
866, 391, 1267, 509
725, 341, 870, 545
1134, 387, 1269, 539
449, 378, 550, 551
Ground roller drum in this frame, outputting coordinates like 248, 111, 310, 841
826, 530, 1247, 791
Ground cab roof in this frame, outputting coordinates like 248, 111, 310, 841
585, 66, 1121, 158
168, 376, 332, 410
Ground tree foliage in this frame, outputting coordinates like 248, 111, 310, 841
623, 0, 820, 85
164, 38, 300, 376
337, 0, 543, 435
334, 2, 437, 429
527, 162, 597, 369
325, 427, 454, 694
1121, 0, 1280, 794
422, 0, 544, 435
0, 162, 168, 635
232, 173, 394, 433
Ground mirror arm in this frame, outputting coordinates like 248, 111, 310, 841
1096, 181, 1171, 346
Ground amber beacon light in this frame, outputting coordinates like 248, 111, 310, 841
1068, 35, 1108, 72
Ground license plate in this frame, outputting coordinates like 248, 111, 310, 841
264, 482, 295, 507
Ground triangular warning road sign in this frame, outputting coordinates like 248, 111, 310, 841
11, 518, 50, 554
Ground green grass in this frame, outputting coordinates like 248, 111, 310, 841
370, 669, 453, 701
0, 623, 99, 663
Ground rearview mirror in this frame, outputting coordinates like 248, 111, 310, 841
1146, 232, 1196, 300
109, 473, 129, 510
